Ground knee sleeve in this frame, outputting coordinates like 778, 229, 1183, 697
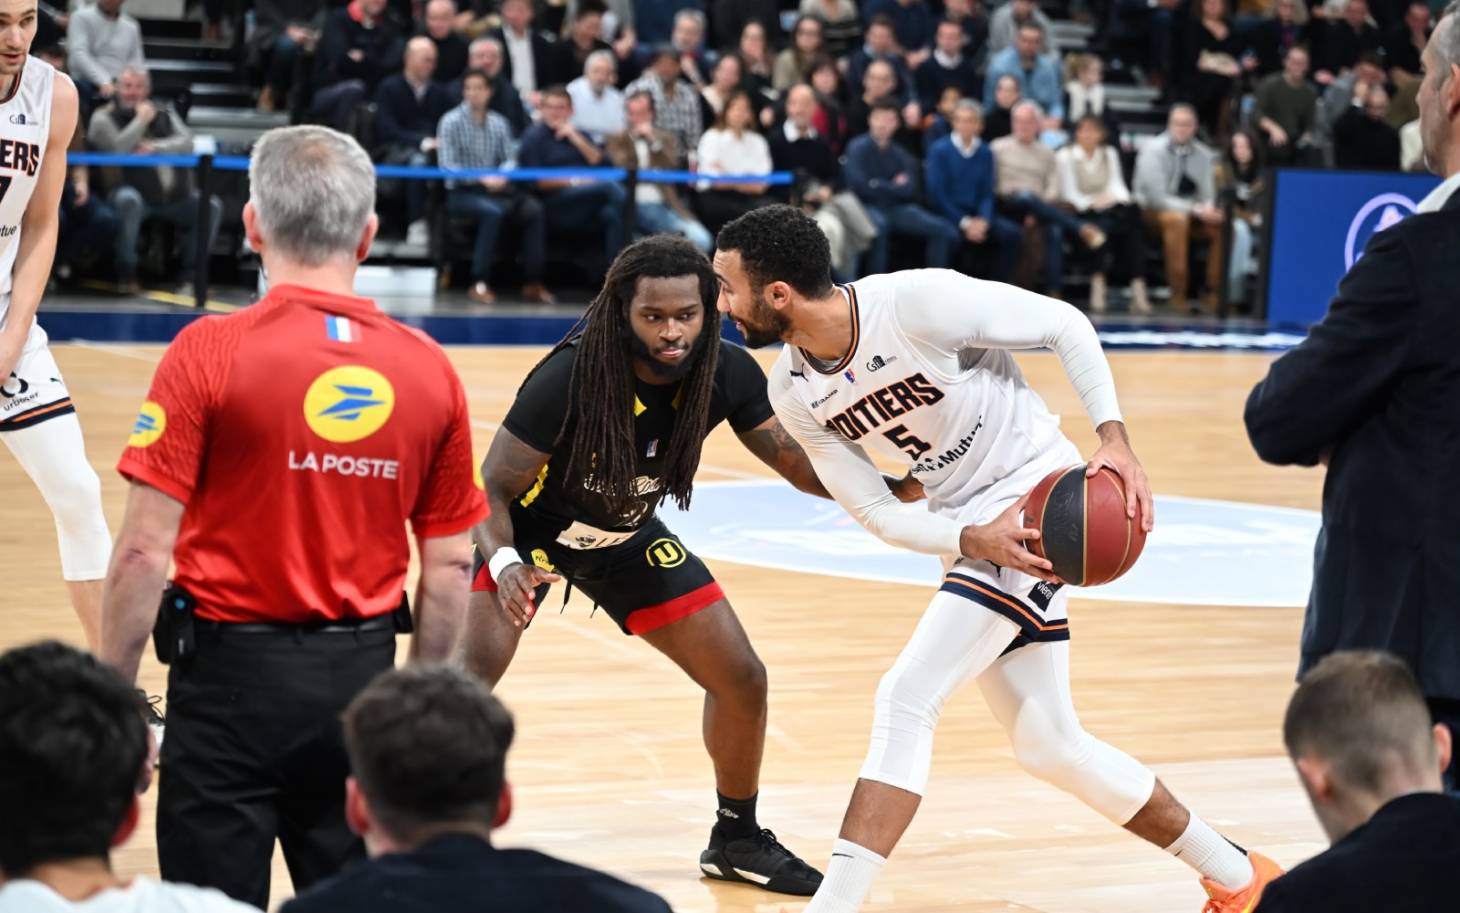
5, 417, 112, 580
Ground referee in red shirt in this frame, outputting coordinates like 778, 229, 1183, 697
99, 125, 485, 908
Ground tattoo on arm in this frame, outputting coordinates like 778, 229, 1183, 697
475, 429, 551, 557
738, 417, 833, 500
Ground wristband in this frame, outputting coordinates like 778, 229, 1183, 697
488, 547, 524, 583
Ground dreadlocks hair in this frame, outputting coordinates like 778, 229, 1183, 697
523, 235, 722, 514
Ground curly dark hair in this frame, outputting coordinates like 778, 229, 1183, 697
523, 235, 721, 513
715, 204, 833, 298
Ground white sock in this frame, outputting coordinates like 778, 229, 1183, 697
804, 838, 887, 913
1164, 814, 1254, 891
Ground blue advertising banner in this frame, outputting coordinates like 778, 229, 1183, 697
1265, 169, 1440, 327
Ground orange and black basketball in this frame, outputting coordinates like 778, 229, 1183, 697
1024, 465, 1146, 586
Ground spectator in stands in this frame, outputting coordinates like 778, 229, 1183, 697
926, 99, 1021, 280
695, 90, 774, 233
1217, 129, 1264, 305
801, 0, 863, 59
492, 0, 555, 109
1133, 103, 1225, 312
774, 15, 826, 93
1399, 115, 1422, 169
916, 17, 981, 113
713, 0, 784, 55
670, 8, 713, 90
984, 72, 1019, 141
439, 69, 553, 304
849, 58, 916, 138
864, 0, 935, 68
1255, 0, 1313, 74
248, 0, 323, 113
626, 47, 705, 166
992, 101, 1105, 296
278, 665, 673, 913
0, 642, 257, 913
1252, 652, 1459, 913
846, 99, 961, 274
848, 16, 915, 105
773, 83, 875, 279
808, 55, 852, 154
421, 0, 468, 84
1063, 54, 1120, 138
636, 0, 700, 49
554, 3, 612, 88
1253, 45, 1318, 165
988, 0, 1052, 56
588, 0, 639, 63
737, 20, 776, 100
311, 0, 404, 132
66, 0, 145, 106
1387, 1, 1431, 90
1182, 0, 1251, 138
568, 50, 624, 143
942, 0, 990, 62
1334, 81, 1401, 167
458, 37, 529, 135
374, 37, 451, 247
1315, 51, 1387, 161
518, 86, 626, 271
1315, 0, 1382, 84
89, 67, 223, 296
922, 83, 961, 150
701, 53, 747, 124
985, 23, 1064, 130
1057, 113, 1150, 314
608, 91, 714, 252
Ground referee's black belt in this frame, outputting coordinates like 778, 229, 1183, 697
198, 614, 397, 636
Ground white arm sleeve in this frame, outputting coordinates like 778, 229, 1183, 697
896, 269, 1124, 429
769, 367, 965, 557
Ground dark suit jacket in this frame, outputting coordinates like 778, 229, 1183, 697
604, 128, 693, 218
313, 6, 403, 93
371, 75, 452, 152
1245, 188, 1460, 698
279, 833, 673, 913
1254, 793, 1460, 913
489, 27, 558, 95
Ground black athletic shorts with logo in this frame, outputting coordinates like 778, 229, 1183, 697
471, 515, 724, 636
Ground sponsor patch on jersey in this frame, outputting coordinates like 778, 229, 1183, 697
866, 354, 897, 371
303, 365, 395, 443
128, 401, 166, 448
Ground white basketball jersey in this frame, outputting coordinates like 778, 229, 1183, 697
0, 56, 54, 328
773, 272, 1081, 526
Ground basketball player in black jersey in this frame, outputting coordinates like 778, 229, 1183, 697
462, 236, 919, 895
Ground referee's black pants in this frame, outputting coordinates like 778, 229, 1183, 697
157, 621, 397, 908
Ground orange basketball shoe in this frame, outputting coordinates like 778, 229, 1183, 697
1200, 851, 1284, 913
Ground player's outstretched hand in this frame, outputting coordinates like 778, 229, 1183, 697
960, 494, 1058, 583
496, 563, 562, 628
1087, 421, 1155, 533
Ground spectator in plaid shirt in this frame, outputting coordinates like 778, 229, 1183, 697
625, 47, 703, 167
439, 69, 554, 303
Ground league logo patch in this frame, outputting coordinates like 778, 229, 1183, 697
844, 368, 856, 385
303, 365, 396, 443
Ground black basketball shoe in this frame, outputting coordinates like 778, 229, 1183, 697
699, 827, 823, 895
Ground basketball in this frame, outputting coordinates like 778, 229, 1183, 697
1024, 465, 1147, 586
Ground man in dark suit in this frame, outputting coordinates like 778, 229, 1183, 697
490, 0, 556, 109
1254, 651, 1459, 912
278, 665, 672, 913
1245, 2, 1460, 789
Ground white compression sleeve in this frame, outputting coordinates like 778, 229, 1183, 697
895, 269, 1124, 429
3, 414, 112, 580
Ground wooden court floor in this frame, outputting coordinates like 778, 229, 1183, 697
0, 344, 1330, 912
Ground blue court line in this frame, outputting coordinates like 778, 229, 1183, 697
66, 152, 793, 186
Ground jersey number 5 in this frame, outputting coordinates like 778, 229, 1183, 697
883, 424, 932, 460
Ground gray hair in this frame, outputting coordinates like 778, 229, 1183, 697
674, 8, 706, 31
584, 48, 616, 75
954, 99, 984, 118
249, 126, 376, 267
118, 65, 150, 87
1011, 99, 1044, 119
1438, 1, 1460, 78
470, 35, 503, 55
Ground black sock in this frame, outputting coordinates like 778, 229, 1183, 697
715, 791, 759, 839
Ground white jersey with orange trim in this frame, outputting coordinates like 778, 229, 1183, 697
768, 268, 1123, 560
0, 55, 54, 328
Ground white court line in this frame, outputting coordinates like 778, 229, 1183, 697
69, 340, 162, 362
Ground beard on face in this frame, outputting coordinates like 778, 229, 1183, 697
627, 325, 704, 381
737, 289, 790, 348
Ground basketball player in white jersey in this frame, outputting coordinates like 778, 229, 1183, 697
712, 205, 1284, 913
0, 0, 111, 649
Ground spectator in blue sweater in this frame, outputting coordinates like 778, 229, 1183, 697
915, 18, 982, 112
984, 22, 1064, 132
373, 37, 452, 245
846, 100, 960, 274
863, 0, 935, 69
518, 86, 627, 273
925, 99, 1021, 280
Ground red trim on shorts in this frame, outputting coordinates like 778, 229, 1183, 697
624, 582, 725, 635
471, 561, 498, 593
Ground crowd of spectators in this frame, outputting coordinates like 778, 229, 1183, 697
34, 0, 1443, 307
